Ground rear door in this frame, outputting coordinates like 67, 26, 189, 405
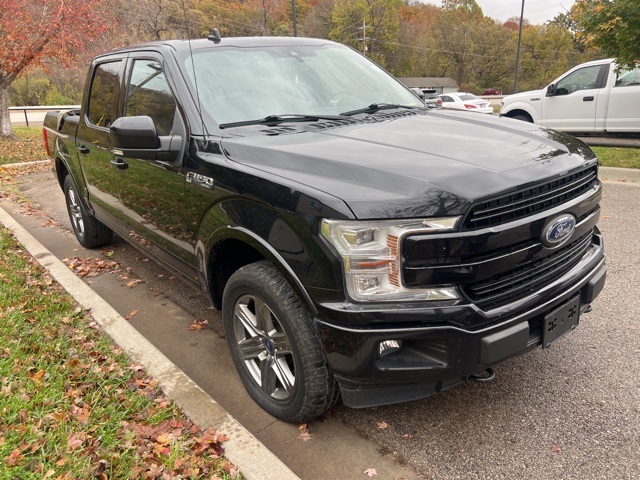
540, 64, 608, 132
605, 65, 640, 132
76, 57, 126, 223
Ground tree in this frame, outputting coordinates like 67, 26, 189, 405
572, 0, 640, 69
329, 0, 403, 65
0, 0, 113, 137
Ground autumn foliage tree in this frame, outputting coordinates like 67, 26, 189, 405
0, 0, 113, 137
572, 0, 640, 69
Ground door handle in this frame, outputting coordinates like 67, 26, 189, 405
583, 96, 594, 101
78, 144, 90, 154
110, 158, 129, 170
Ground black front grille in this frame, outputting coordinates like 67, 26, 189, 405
463, 166, 598, 230
462, 231, 594, 308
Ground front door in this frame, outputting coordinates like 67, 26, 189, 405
540, 64, 607, 132
115, 55, 198, 280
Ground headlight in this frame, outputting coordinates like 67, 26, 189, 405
321, 218, 461, 302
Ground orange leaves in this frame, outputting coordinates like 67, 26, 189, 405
27, 368, 46, 386
4, 448, 24, 466
187, 320, 208, 331
119, 420, 233, 477
0, 0, 116, 80
63, 256, 120, 278
297, 423, 312, 441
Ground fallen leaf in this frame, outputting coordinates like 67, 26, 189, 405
4, 448, 23, 466
551, 444, 561, 453
297, 423, 311, 441
187, 320, 208, 331
364, 467, 377, 477
125, 310, 139, 320
377, 421, 388, 429
402, 433, 412, 439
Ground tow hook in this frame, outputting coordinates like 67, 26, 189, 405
469, 367, 495, 383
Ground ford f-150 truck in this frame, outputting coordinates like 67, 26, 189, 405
43, 36, 606, 423
501, 58, 640, 133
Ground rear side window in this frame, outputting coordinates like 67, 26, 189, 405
615, 67, 640, 87
87, 61, 121, 128
125, 60, 177, 136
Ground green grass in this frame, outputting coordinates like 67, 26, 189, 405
0, 127, 46, 165
0, 226, 241, 479
592, 146, 640, 169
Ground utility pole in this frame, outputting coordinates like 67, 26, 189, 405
514, 0, 525, 93
361, 18, 367, 56
292, 0, 298, 37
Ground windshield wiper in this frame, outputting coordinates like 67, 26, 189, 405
219, 113, 351, 129
341, 103, 426, 116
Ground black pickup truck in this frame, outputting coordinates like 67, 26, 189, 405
43, 36, 606, 423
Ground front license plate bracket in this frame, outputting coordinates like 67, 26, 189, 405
542, 296, 580, 348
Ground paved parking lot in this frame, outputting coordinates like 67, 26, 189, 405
2, 168, 639, 479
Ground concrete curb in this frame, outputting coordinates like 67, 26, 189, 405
600, 166, 640, 185
0, 206, 300, 480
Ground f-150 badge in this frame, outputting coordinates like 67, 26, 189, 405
186, 172, 215, 189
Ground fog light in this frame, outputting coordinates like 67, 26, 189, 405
379, 339, 402, 357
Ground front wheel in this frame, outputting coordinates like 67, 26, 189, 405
222, 261, 338, 423
63, 176, 112, 248
511, 114, 533, 123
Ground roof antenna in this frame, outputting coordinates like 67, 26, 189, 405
207, 28, 222, 44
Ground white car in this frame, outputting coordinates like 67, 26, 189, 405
439, 92, 493, 114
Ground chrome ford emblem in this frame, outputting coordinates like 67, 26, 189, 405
542, 215, 576, 247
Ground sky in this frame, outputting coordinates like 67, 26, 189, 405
427, 0, 576, 25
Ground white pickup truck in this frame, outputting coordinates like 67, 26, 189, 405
501, 58, 640, 133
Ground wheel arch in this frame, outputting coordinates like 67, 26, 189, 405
205, 225, 318, 315
504, 109, 534, 122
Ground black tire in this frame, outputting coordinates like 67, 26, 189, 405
512, 114, 533, 123
222, 260, 338, 423
63, 175, 113, 248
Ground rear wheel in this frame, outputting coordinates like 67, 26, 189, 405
222, 260, 338, 423
63, 176, 112, 248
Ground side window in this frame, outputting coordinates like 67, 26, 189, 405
125, 60, 177, 136
615, 67, 640, 87
87, 61, 121, 128
441, 96, 453, 103
556, 65, 601, 95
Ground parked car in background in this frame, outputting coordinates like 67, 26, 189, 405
500, 58, 640, 133
422, 89, 443, 109
440, 92, 493, 113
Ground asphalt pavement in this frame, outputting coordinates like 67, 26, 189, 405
1, 163, 639, 479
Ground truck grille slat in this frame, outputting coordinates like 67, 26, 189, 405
462, 232, 593, 306
464, 166, 598, 229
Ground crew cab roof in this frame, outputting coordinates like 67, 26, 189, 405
98, 36, 339, 58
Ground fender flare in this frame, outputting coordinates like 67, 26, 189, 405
501, 101, 539, 123
198, 224, 319, 315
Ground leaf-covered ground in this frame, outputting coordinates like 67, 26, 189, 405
0, 127, 46, 165
0, 163, 241, 479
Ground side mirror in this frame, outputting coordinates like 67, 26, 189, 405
546, 84, 556, 96
110, 116, 159, 150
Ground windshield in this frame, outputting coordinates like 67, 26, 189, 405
181, 43, 423, 126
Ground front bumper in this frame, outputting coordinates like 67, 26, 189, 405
314, 244, 606, 408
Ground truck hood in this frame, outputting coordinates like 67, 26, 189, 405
220, 110, 595, 219
502, 88, 546, 105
